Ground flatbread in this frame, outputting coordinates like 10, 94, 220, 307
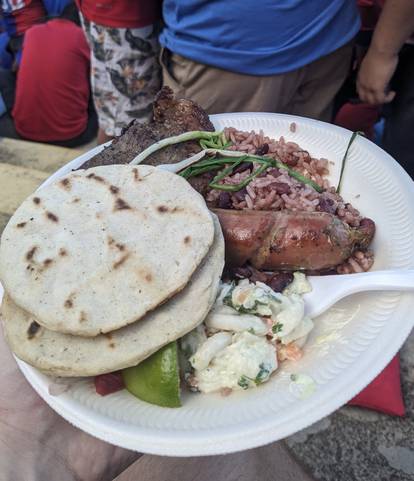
0, 165, 214, 336
1, 216, 224, 377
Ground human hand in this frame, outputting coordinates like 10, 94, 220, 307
0, 322, 140, 481
357, 46, 398, 105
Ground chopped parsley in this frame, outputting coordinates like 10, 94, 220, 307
238, 376, 250, 390
247, 327, 256, 335
272, 323, 283, 334
254, 363, 270, 385
238, 364, 271, 390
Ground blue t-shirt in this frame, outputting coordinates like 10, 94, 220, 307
160, 0, 360, 76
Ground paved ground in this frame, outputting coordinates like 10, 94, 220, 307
287, 334, 414, 481
0, 136, 412, 481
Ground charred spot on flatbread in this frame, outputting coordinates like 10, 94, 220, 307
64, 298, 74, 309
184, 236, 191, 244
25, 246, 37, 261
33, 197, 41, 205
59, 248, 67, 257
86, 173, 106, 183
43, 258, 53, 268
46, 212, 59, 223
27, 321, 41, 340
103, 333, 116, 348
109, 185, 119, 195
16, 222, 26, 228
113, 253, 130, 269
132, 168, 140, 181
59, 178, 71, 190
114, 198, 131, 211
107, 237, 125, 251
157, 205, 168, 213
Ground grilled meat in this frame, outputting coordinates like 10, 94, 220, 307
213, 208, 376, 271
79, 87, 214, 170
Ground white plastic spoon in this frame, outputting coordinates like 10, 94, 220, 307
304, 269, 414, 318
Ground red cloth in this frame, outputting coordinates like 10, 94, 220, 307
357, 0, 382, 31
334, 102, 380, 140
348, 355, 405, 416
75, 0, 161, 28
12, 19, 91, 142
1, 0, 46, 36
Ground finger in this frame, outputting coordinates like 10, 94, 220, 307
357, 85, 375, 104
371, 91, 386, 104
365, 91, 379, 105
356, 82, 369, 102
356, 78, 374, 103
372, 89, 394, 105
384, 90, 396, 103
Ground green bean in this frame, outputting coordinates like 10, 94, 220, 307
209, 162, 270, 192
337, 131, 361, 194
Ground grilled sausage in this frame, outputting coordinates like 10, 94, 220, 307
212, 208, 375, 271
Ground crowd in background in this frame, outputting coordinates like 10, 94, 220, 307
0, 0, 412, 177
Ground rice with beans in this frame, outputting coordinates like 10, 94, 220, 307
206, 127, 374, 274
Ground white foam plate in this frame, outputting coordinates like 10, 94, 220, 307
3, 113, 414, 456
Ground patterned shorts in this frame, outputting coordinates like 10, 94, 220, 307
81, 17, 161, 136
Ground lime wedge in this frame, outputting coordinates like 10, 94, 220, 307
122, 341, 181, 408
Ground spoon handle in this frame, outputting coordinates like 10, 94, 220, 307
305, 270, 414, 318
157, 148, 251, 173
157, 150, 208, 173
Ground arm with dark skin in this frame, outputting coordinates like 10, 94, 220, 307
357, 0, 414, 105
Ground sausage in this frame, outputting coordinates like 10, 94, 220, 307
212, 208, 375, 271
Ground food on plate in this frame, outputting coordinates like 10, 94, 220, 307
0, 215, 224, 376
77, 89, 375, 274
213, 208, 375, 271
80, 86, 214, 170
122, 342, 181, 408
96, 272, 313, 401
94, 372, 124, 396
181, 273, 312, 394
0, 88, 378, 409
0, 164, 215, 336
174, 134, 376, 274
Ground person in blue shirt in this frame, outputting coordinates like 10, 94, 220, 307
160, 0, 360, 121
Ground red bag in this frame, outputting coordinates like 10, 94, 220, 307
347, 354, 405, 416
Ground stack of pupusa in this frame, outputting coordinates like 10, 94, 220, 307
0, 165, 224, 376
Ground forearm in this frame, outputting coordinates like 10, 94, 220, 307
370, 0, 414, 57
357, 0, 414, 104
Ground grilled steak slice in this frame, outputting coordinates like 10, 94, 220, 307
79, 87, 214, 170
